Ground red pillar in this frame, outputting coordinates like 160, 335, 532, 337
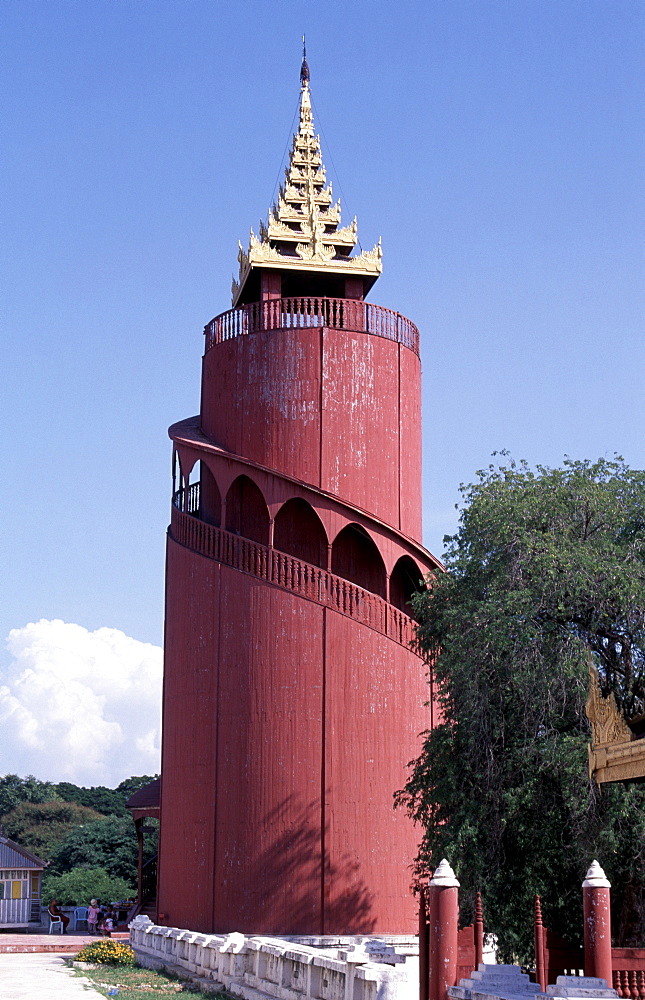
428, 860, 460, 1000
583, 860, 612, 985
419, 886, 429, 1000
534, 895, 546, 991
474, 891, 484, 970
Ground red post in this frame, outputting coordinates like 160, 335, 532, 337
583, 861, 612, 986
474, 891, 484, 970
419, 886, 430, 1000
428, 860, 460, 1000
534, 895, 546, 991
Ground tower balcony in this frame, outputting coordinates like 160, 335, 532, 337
170, 484, 418, 649
204, 296, 419, 357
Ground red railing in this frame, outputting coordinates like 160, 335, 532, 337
204, 296, 420, 357
170, 499, 416, 648
612, 954, 645, 999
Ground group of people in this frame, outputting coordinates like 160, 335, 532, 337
87, 899, 119, 935
46, 898, 120, 935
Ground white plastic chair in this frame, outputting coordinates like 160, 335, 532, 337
48, 913, 63, 934
73, 906, 89, 930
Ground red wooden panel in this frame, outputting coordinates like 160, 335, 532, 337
200, 337, 244, 455
202, 328, 323, 487
211, 569, 325, 934
321, 329, 401, 527
398, 345, 422, 539
158, 539, 220, 932
324, 610, 431, 933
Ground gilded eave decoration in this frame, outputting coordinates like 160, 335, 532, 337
586, 663, 645, 786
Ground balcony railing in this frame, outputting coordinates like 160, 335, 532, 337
204, 297, 420, 357
170, 496, 416, 649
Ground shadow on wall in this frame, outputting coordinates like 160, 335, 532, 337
243, 795, 376, 936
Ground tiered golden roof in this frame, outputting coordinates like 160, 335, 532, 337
232, 53, 382, 306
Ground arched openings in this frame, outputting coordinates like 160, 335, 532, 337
389, 556, 424, 618
274, 498, 328, 569
225, 475, 270, 546
331, 524, 387, 599
200, 462, 221, 527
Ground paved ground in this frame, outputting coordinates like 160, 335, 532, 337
0, 930, 127, 952
0, 952, 103, 998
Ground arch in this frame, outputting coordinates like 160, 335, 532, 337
200, 461, 221, 526
331, 524, 386, 599
225, 475, 270, 545
274, 498, 328, 568
389, 555, 425, 617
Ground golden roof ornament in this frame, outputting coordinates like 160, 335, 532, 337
585, 661, 633, 747
232, 46, 382, 306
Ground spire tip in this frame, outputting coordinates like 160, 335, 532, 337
300, 35, 310, 86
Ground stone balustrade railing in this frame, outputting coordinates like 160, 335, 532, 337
204, 297, 420, 357
129, 917, 415, 1000
170, 504, 416, 649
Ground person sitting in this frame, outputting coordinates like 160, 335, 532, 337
48, 899, 70, 933
101, 906, 116, 936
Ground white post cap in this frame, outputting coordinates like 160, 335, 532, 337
582, 860, 611, 888
430, 859, 460, 887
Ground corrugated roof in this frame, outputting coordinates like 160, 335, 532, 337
0, 837, 47, 869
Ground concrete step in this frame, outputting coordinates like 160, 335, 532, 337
449, 965, 544, 1000
536, 978, 617, 1000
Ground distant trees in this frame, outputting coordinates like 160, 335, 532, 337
0, 773, 159, 902
50, 816, 145, 883
0, 774, 60, 818
42, 867, 133, 906
3, 801, 105, 859
52, 776, 157, 818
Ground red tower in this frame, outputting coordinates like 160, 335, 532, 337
157, 58, 441, 937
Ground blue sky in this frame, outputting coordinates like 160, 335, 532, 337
1, 1, 643, 780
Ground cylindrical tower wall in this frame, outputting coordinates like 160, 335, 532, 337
200, 325, 422, 539
159, 531, 433, 935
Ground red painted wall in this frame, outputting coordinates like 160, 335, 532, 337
200, 326, 422, 538
160, 301, 435, 936
159, 533, 433, 934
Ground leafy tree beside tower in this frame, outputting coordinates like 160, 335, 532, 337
397, 456, 645, 960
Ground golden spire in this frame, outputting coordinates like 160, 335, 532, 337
232, 51, 382, 306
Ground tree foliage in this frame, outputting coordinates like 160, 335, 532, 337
52, 775, 158, 817
397, 456, 645, 960
50, 814, 157, 883
42, 866, 133, 906
0, 774, 60, 818
3, 801, 104, 860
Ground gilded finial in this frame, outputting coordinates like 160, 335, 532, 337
231, 43, 382, 306
300, 35, 310, 86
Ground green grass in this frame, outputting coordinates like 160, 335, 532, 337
74, 961, 228, 1000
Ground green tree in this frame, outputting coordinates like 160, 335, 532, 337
54, 783, 124, 816
0, 774, 60, 818
397, 456, 645, 960
42, 866, 134, 906
50, 815, 156, 883
3, 801, 104, 860
52, 776, 158, 817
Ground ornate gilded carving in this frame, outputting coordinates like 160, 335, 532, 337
585, 663, 633, 746
585, 661, 645, 786
233, 66, 382, 304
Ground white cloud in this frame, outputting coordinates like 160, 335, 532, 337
0, 620, 162, 787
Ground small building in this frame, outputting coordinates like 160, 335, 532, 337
0, 836, 46, 928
